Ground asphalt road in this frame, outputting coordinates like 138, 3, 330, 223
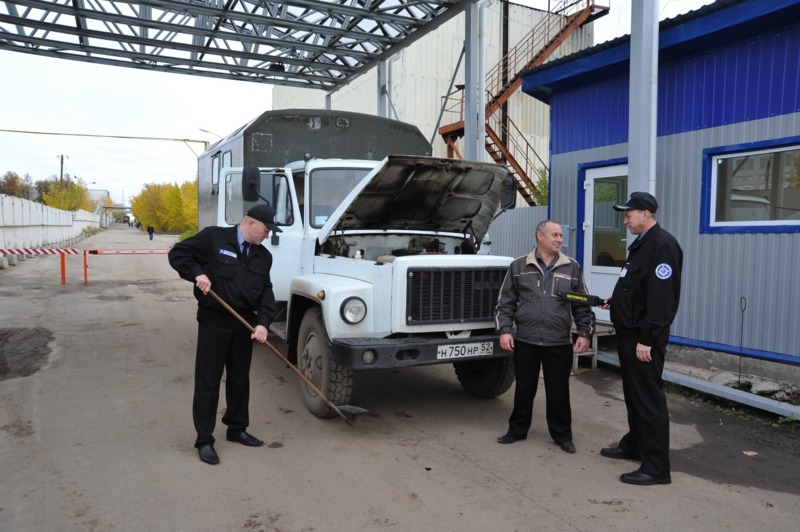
1, 224, 798, 531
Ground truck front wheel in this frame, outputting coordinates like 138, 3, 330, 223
297, 307, 353, 418
453, 357, 515, 398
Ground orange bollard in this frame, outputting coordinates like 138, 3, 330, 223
84, 250, 89, 284
60, 251, 66, 285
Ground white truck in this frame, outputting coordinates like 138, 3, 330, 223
198, 109, 516, 417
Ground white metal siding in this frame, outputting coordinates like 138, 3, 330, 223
272, 4, 588, 163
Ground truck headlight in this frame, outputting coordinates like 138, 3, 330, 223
340, 297, 367, 324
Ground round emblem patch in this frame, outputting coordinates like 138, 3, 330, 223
655, 263, 672, 280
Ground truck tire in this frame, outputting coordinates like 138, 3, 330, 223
297, 307, 353, 418
453, 357, 515, 399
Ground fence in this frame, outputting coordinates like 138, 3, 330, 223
0, 195, 100, 258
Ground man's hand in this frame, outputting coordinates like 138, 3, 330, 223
499, 333, 514, 352
574, 336, 590, 353
195, 274, 211, 295
636, 343, 652, 362
601, 296, 611, 310
252, 325, 269, 344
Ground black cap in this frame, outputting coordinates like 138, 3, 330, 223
246, 204, 283, 232
613, 191, 658, 213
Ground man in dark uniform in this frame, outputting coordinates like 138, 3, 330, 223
168, 204, 281, 465
601, 192, 683, 485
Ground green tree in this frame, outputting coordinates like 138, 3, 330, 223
532, 167, 549, 206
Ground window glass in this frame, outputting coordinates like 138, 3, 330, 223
592, 176, 627, 267
225, 170, 293, 227
712, 146, 800, 226
211, 154, 220, 195
224, 170, 243, 226
309, 167, 371, 227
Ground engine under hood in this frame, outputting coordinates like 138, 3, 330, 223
318, 155, 510, 245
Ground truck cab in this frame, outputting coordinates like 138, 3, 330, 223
219, 155, 516, 417
198, 110, 515, 417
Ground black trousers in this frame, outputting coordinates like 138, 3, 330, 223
193, 316, 254, 447
615, 334, 671, 477
507, 341, 573, 443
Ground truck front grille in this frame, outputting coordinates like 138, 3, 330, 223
406, 267, 506, 325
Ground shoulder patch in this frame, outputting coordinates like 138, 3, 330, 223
655, 263, 672, 280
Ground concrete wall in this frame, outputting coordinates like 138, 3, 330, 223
0, 194, 100, 256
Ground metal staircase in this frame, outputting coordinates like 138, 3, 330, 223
439, 0, 609, 205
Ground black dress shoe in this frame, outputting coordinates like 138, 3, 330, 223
559, 441, 576, 453
497, 433, 526, 444
198, 444, 219, 465
600, 446, 638, 460
620, 470, 671, 485
226, 431, 264, 447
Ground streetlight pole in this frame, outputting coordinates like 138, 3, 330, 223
199, 128, 222, 139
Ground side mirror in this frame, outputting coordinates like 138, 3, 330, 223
501, 176, 516, 210
242, 166, 261, 202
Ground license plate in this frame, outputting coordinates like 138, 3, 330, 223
436, 341, 494, 360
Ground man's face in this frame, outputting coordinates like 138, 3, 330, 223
245, 218, 270, 244
537, 222, 563, 255
623, 209, 650, 235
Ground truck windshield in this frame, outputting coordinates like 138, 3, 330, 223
309, 167, 371, 227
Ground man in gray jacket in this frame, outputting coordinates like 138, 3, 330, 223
495, 220, 595, 452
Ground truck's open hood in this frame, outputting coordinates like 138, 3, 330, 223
318, 155, 510, 244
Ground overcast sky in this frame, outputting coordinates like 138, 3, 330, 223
0, 0, 712, 205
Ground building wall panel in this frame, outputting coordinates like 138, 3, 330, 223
487, 205, 549, 259
549, 109, 800, 360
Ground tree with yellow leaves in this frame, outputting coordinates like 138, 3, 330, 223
131, 180, 198, 234
41, 177, 96, 211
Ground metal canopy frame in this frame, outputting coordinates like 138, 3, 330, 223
0, 0, 474, 91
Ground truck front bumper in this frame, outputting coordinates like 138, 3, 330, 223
330, 334, 509, 370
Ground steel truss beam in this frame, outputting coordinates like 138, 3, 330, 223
0, 0, 472, 90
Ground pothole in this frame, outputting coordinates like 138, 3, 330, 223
0, 327, 54, 381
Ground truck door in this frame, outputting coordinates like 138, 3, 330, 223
259, 172, 303, 303
220, 167, 302, 303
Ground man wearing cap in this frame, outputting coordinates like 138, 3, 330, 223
169, 204, 282, 465
600, 192, 683, 485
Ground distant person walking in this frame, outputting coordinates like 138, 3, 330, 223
147, 225, 155, 240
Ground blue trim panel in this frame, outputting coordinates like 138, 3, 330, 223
549, 24, 800, 155
660, 27, 800, 136
670, 335, 800, 367
550, 80, 629, 155
700, 135, 800, 234
522, 0, 800, 104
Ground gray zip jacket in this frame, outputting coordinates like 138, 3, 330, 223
495, 249, 595, 346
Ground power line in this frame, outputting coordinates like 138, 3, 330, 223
0, 128, 209, 152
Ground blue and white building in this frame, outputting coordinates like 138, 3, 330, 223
521, 0, 800, 366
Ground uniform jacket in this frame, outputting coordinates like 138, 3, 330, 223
168, 225, 277, 328
610, 223, 683, 345
495, 249, 595, 346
